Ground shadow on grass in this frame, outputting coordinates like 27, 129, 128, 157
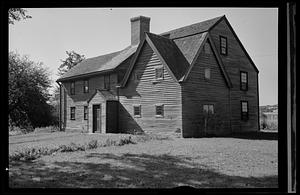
229, 131, 278, 140
9, 153, 277, 188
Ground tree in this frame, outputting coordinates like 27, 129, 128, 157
58, 51, 85, 76
9, 8, 32, 24
9, 51, 55, 131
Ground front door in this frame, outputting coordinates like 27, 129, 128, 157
93, 104, 101, 133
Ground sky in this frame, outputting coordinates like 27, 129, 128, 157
9, 8, 278, 106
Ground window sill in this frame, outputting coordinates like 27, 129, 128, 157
152, 79, 163, 84
155, 115, 164, 118
134, 115, 141, 118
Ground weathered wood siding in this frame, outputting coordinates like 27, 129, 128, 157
119, 42, 182, 134
182, 40, 231, 137
61, 72, 118, 132
106, 101, 118, 133
210, 19, 259, 132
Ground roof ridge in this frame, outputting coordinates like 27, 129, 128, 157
159, 15, 224, 38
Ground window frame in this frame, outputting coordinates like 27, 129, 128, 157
133, 104, 141, 118
83, 80, 89, 93
204, 68, 211, 80
155, 104, 164, 118
70, 107, 76, 120
104, 74, 110, 90
70, 81, 75, 95
219, 35, 228, 55
155, 66, 164, 81
204, 42, 211, 54
84, 106, 88, 120
241, 101, 249, 121
203, 104, 214, 115
240, 71, 248, 91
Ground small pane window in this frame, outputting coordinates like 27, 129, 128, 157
204, 68, 211, 79
71, 82, 75, 95
241, 101, 249, 120
70, 107, 76, 120
155, 104, 164, 117
84, 106, 88, 120
104, 75, 110, 90
204, 42, 211, 54
203, 104, 214, 115
83, 80, 89, 93
220, 36, 227, 55
133, 105, 141, 117
155, 67, 164, 80
240, 72, 248, 91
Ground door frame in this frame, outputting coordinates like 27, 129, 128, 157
92, 104, 101, 133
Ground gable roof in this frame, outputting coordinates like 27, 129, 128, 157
57, 45, 138, 82
121, 32, 190, 87
160, 15, 223, 39
87, 89, 117, 103
182, 33, 232, 88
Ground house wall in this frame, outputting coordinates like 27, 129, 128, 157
181, 40, 231, 137
210, 19, 259, 132
61, 72, 118, 132
119, 42, 182, 135
88, 93, 107, 133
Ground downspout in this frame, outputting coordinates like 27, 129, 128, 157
116, 85, 120, 133
56, 81, 62, 131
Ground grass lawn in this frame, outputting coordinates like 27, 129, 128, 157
9, 131, 278, 188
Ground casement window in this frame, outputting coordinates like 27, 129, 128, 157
104, 74, 110, 90
71, 82, 75, 95
155, 104, 164, 117
204, 42, 211, 54
220, 36, 227, 55
204, 68, 211, 80
155, 66, 164, 80
203, 104, 214, 115
83, 80, 89, 93
70, 107, 76, 120
133, 105, 141, 117
240, 71, 248, 91
84, 106, 88, 120
241, 101, 249, 120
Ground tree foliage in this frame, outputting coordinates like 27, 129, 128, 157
9, 51, 56, 130
9, 8, 32, 24
58, 51, 85, 76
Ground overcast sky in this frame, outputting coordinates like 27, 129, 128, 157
9, 8, 278, 106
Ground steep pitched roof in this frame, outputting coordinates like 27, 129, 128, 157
87, 89, 117, 103
57, 45, 138, 82
121, 32, 190, 87
160, 15, 223, 39
146, 32, 190, 81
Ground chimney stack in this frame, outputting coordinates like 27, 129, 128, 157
130, 16, 150, 46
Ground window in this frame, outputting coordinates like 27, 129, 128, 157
204, 68, 211, 80
104, 75, 110, 90
84, 106, 88, 120
220, 36, 227, 55
155, 66, 164, 80
132, 71, 141, 82
203, 104, 214, 115
241, 101, 249, 120
155, 104, 164, 117
83, 80, 89, 93
240, 71, 248, 91
133, 105, 141, 117
70, 107, 76, 120
71, 82, 75, 95
204, 42, 211, 54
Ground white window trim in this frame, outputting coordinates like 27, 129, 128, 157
133, 104, 141, 118
155, 104, 164, 118
155, 66, 164, 81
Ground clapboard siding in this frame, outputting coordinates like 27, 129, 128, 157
210, 19, 259, 132
182, 40, 231, 137
119, 42, 182, 134
61, 72, 118, 132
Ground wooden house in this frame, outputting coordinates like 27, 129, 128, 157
56, 15, 259, 137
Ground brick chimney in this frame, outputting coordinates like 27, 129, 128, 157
130, 16, 150, 46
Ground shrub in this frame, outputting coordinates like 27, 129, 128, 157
59, 142, 85, 152
86, 140, 98, 149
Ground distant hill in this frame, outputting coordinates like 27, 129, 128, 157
260, 104, 278, 113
